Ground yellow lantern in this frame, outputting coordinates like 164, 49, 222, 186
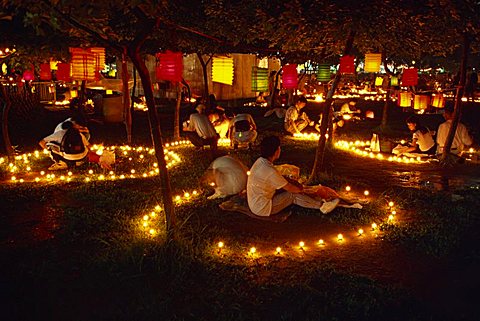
364, 53, 382, 73
390, 76, 399, 86
50, 60, 58, 71
212, 56, 234, 85
431, 93, 445, 108
398, 92, 412, 107
374, 76, 383, 87
414, 95, 430, 110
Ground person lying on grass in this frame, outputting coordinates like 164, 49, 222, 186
247, 135, 340, 219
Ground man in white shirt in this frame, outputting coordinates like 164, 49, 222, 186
183, 104, 219, 152
284, 96, 314, 135
436, 106, 473, 155
247, 135, 339, 217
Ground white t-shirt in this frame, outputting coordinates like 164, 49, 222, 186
413, 129, 435, 152
284, 106, 299, 123
436, 120, 473, 154
247, 157, 288, 216
187, 113, 217, 139
209, 156, 248, 195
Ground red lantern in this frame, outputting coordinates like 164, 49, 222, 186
401, 68, 418, 86
56, 63, 71, 82
339, 55, 355, 74
282, 64, 298, 89
156, 51, 183, 82
23, 69, 34, 81
40, 63, 52, 81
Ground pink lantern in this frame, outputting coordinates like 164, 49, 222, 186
282, 64, 298, 89
156, 51, 183, 82
401, 68, 418, 86
56, 63, 71, 82
339, 55, 355, 74
40, 63, 52, 81
23, 69, 34, 81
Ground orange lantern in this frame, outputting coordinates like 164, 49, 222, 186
282, 64, 298, 89
339, 55, 355, 74
155, 51, 183, 82
40, 63, 52, 81
398, 92, 412, 107
90, 47, 106, 80
401, 68, 418, 86
366, 110, 375, 119
414, 95, 429, 110
431, 93, 445, 108
56, 63, 71, 82
212, 56, 234, 85
364, 53, 382, 73
70, 47, 95, 81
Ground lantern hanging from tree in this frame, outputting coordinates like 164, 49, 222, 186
401, 68, 418, 86
90, 47, 106, 81
23, 69, 34, 81
282, 64, 298, 89
364, 53, 382, 73
56, 63, 71, 82
431, 93, 445, 108
251, 66, 268, 92
317, 64, 331, 82
212, 56, 234, 85
414, 95, 430, 110
155, 51, 183, 82
339, 55, 355, 74
374, 76, 383, 87
40, 63, 52, 81
70, 47, 96, 81
50, 60, 58, 71
398, 92, 412, 107
390, 76, 399, 87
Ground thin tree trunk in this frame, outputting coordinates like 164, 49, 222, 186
174, 82, 181, 140
309, 30, 355, 182
381, 89, 390, 129
440, 33, 470, 165
128, 47, 176, 239
0, 83, 14, 159
270, 67, 283, 109
196, 53, 211, 100
122, 49, 132, 144
130, 65, 137, 117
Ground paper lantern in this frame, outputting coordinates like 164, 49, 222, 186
339, 55, 355, 74
90, 47, 106, 81
366, 110, 375, 119
40, 63, 52, 81
317, 64, 331, 82
282, 64, 298, 89
50, 60, 58, 71
70, 89, 78, 98
398, 92, 412, 107
364, 53, 382, 73
431, 93, 445, 108
414, 95, 430, 110
212, 56, 234, 85
401, 68, 418, 86
23, 70, 34, 81
374, 76, 383, 87
70, 47, 95, 81
155, 51, 183, 82
390, 76, 399, 87
56, 63, 71, 82
251, 66, 268, 92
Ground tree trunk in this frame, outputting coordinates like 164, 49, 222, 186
270, 67, 283, 109
380, 88, 390, 129
130, 65, 137, 119
0, 83, 14, 159
128, 47, 176, 239
174, 82, 181, 140
122, 49, 132, 144
440, 33, 470, 165
196, 53, 210, 100
309, 30, 356, 182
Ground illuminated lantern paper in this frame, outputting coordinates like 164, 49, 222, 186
339, 55, 355, 74
374, 76, 383, 87
414, 95, 429, 110
366, 110, 375, 119
282, 64, 298, 89
23, 69, 34, 81
401, 68, 418, 86
364, 53, 382, 73
56, 63, 71, 82
50, 60, 58, 71
251, 66, 268, 92
155, 51, 183, 82
90, 47, 106, 81
398, 92, 412, 107
317, 64, 331, 82
70, 47, 95, 81
40, 63, 52, 81
431, 94, 445, 108
390, 76, 399, 87
212, 56, 234, 85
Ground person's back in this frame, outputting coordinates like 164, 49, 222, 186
204, 156, 248, 199
436, 108, 473, 154
189, 112, 217, 139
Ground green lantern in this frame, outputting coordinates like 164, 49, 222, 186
251, 67, 268, 92
390, 76, 399, 86
317, 64, 331, 82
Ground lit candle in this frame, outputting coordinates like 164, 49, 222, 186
391, 210, 396, 215
388, 214, 394, 221
250, 247, 256, 254
358, 228, 364, 236
149, 229, 155, 235
388, 201, 394, 207
364, 190, 370, 196
276, 247, 282, 254
345, 186, 351, 192
337, 234, 344, 241
299, 241, 305, 249
318, 239, 325, 245
371, 223, 377, 230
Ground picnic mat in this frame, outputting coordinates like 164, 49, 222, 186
219, 195, 291, 222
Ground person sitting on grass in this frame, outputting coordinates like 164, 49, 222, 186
202, 155, 249, 200
39, 121, 90, 171
284, 96, 314, 135
436, 104, 473, 156
183, 104, 219, 154
393, 115, 436, 156
247, 135, 339, 218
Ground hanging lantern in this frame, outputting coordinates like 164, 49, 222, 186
401, 68, 418, 86
366, 110, 375, 119
339, 55, 355, 74
251, 66, 268, 92
56, 63, 71, 82
70, 89, 78, 98
374, 76, 383, 87
40, 63, 52, 81
70, 47, 95, 81
212, 56, 234, 85
50, 60, 58, 71
364, 53, 382, 73
282, 64, 298, 89
23, 69, 34, 81
155, 51, 183, 82
398, 92, 412, 107
414, 95, 430, 110
317, 64, 331, 82
431, 93, 445, 108
90, 47, 106, 80
390, 76, 399, 87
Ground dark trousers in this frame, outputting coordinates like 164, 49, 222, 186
185, 132, 218, 152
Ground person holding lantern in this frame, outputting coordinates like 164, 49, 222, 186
284, 96, 314, 135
